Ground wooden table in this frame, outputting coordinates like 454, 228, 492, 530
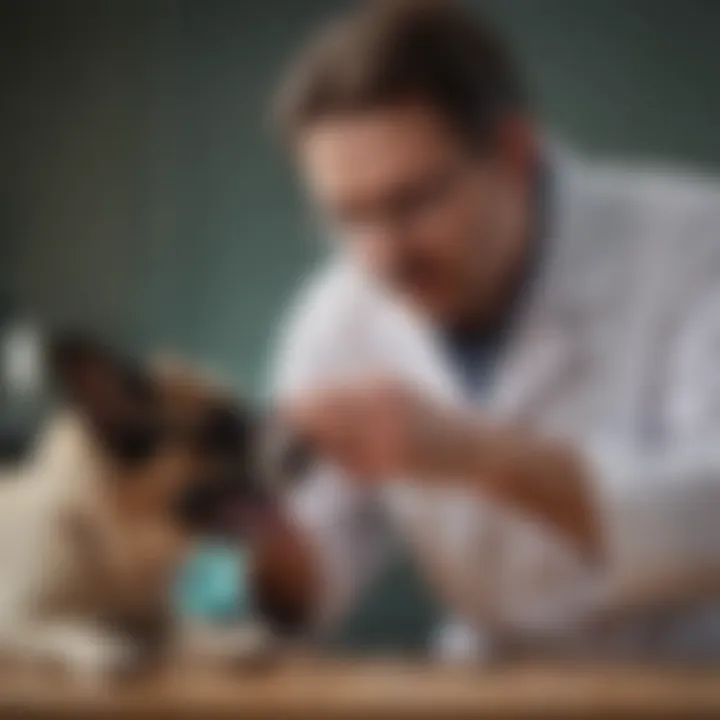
0, 660, 718, 718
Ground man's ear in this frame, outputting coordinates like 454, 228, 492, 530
48, 331, 157, 459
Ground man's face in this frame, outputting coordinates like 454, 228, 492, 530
297, 103, 530, 325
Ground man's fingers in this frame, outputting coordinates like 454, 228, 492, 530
280, 388, 386, 475
281, 391, 357, 459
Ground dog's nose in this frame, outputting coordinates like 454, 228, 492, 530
199, 404, 251, 456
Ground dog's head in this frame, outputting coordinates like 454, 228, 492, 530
48, 331, 303, 537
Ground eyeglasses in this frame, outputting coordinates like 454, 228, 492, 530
328, 158, 475, 241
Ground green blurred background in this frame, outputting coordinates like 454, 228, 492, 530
2, 0, 719, 652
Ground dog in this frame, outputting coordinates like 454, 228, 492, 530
0, 332, 295, 680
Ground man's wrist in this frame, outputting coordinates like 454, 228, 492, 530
447, 420, 602, 556
445, 415, 501, 481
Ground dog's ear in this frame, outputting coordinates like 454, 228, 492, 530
48, 331, 158, 461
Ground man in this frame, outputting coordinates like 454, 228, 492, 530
250, 0, 720, 660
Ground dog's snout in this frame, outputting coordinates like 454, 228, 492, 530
173, 478, 230, 531
198, 404, 250, 457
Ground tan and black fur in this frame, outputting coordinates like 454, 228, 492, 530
0, 333, 284, 679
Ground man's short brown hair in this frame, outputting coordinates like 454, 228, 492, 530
274, 0, 527, 150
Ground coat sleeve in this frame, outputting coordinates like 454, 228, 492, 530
588, 443, 720, 612
269, 267, 397, 634
587, 190, 720, 614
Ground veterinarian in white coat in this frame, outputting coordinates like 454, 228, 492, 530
259, 1, 720, 660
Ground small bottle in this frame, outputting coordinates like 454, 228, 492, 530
174, 539, 251, 624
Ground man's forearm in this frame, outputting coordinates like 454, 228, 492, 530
459, 423, 602, 557
283, 380, 603, 557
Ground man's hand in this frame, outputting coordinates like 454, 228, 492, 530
284, 377, 601, 556
284, 378, 478, 480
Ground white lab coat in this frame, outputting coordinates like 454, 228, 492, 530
272, 147, 720, 660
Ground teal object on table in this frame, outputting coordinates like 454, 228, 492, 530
175, 541, 250, 623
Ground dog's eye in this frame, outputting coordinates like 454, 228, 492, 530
197, 405, 249, 457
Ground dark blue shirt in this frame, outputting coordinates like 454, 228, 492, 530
441, 165, 549, 399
